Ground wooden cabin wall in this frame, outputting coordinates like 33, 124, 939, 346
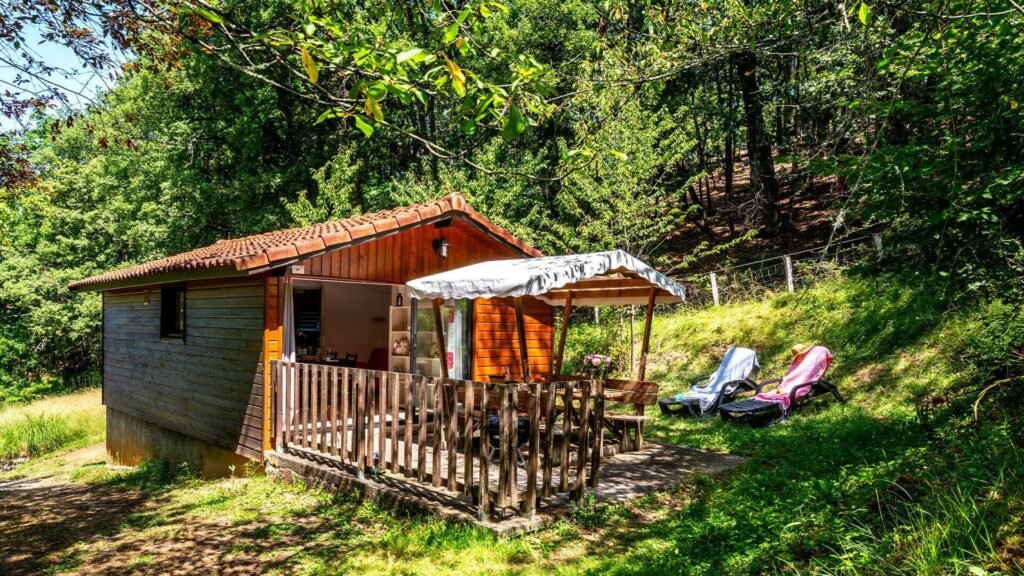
104, 277, 265, 461
472, 297, 554, 381
261, 216, 551, 452
287, 218, 555, 382
262, 275, 281, 453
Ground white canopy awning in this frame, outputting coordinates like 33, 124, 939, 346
406, 250, 685, 306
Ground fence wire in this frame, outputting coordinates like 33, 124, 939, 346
680, 234, 881, 307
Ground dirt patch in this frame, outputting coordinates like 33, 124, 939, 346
0, 457, 28, 472
74, 515, 328, 576
852, 363, 891, 391
0, 445, 347, 575
0, 477, 148, 575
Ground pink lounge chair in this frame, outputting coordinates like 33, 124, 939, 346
718, 346, 844, 426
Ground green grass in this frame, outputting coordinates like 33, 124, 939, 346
3, 274, 1022, 575
0, 388, 104, 460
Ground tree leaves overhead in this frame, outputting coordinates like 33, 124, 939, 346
183, 0, 555, 152
300, 47, 319, 83
858, 2, 872, 26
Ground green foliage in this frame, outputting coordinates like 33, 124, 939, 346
284, 149, 361, 225
0, 414, 85, 460
561, 313, 629, 376
2, 0, 1023, 430
634, 275, 1024, 575
200, 0, 558, 138
101, 458, 201, 491
0, 389, 105, 459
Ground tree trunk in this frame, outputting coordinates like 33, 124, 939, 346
733, 50, 781, 235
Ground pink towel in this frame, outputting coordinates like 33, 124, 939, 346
754, 346, 834, 411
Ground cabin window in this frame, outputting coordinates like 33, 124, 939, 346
160, 286, 186, 339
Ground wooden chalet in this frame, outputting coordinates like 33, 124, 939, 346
70, 193, 686, 522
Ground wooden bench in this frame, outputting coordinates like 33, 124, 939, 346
601, 379, 659, 451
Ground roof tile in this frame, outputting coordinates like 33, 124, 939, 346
347, 222, 377, 239
264, 244, 299, 262
321, 229, 352, 247
293, 237, 326, 256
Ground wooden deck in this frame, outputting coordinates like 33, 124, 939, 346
273, 362, 625, 520
271, 361, 737, 529
268, 441, 745, 535
286, 416, 619, 513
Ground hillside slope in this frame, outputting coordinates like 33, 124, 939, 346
622, 274, 1024, 574
664, 158, 852, 272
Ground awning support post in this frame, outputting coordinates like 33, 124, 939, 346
513, 297, 531, 382
432, 298, 449, 379
637, 287, 656, 382
553, 292, 574, 378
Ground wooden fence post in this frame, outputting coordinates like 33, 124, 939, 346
559, 383, 572, 493
497, 385, 510, 508
478, 381, 491, 521
784, 255, 795, 293
573, 382, 591, 501
524, 382, 540, 519
709, 272, 720, 305
542, 381, 556, 497
589, 377, 604, 488
274, 361, 282, 451
355, 370, 366, 479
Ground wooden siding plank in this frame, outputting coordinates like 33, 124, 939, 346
104, 283, 266, 459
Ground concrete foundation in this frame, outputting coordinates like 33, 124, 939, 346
106, 407, 255, 478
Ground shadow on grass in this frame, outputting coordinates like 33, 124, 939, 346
0, 476, 148, 576
564, 404, 932, 575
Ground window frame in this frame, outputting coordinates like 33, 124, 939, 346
160, 285, 186, 341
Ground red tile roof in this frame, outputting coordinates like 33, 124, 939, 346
68, 193, 541, 291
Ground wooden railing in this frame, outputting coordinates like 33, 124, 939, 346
271, 361, 607, 520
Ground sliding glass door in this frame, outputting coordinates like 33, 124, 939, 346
414, 299, 471, 379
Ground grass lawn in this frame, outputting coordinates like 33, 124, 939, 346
0, 388, 104, 462
1, 274, 1021, 575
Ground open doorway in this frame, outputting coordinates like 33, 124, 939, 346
291, 280, 391, 370
292, 287, 322, 355
287, 279, 472, 377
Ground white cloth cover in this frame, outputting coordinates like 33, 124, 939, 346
678, 347, 759, 412
446, 302, 465, 379
406, 250, 685, 305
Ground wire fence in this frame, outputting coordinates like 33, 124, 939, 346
680, 234, 883, 307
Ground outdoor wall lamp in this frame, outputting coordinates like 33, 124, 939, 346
433, 237, 449, 259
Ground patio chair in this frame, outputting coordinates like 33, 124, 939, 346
658, 347, 760, 417
719, 345, 843, 427
487, 415, 531, 467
